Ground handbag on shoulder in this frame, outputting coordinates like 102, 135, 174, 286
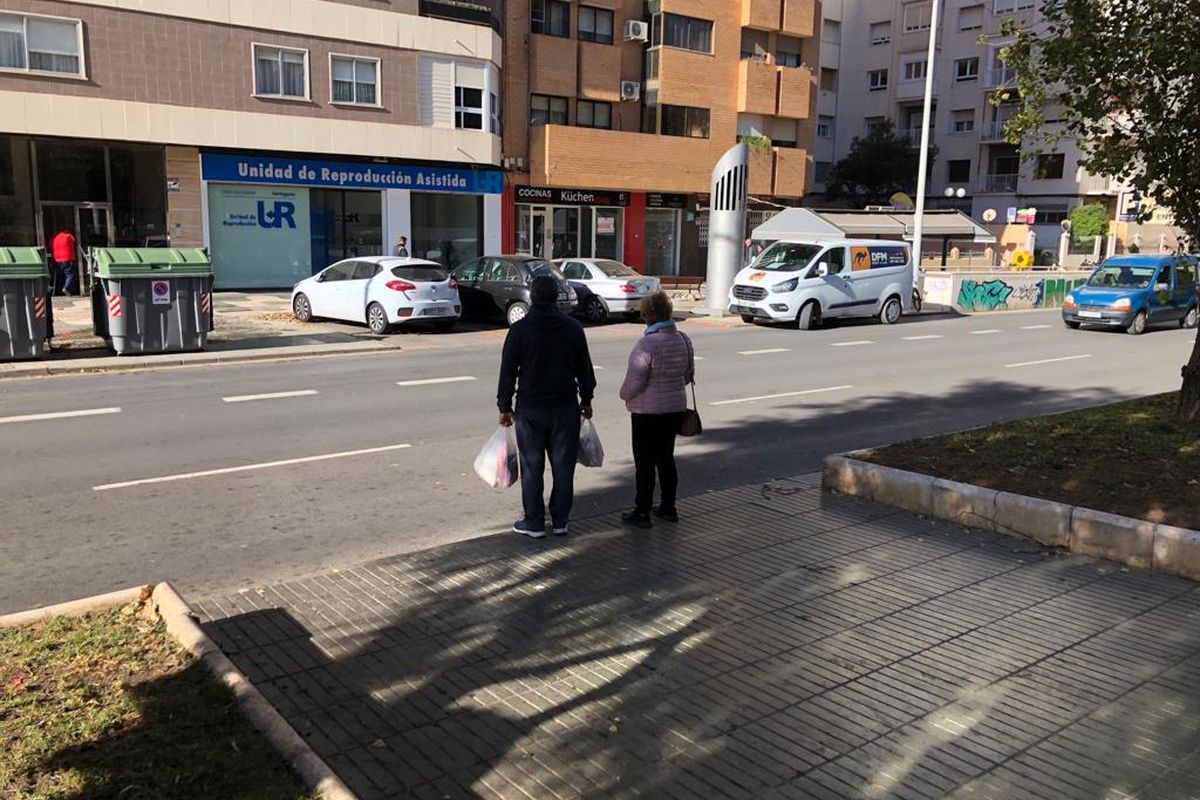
677, 333, 702, 437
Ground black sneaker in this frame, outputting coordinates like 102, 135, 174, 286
653, 507, 680, 523
621, 510, 653, 529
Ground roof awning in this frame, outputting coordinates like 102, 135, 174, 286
751, 208, 996, 243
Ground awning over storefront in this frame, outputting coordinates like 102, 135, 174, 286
751, 208, 996, 243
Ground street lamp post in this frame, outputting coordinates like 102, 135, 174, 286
911, 0, 942, 287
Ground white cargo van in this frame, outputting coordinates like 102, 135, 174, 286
727, 238, 914, 329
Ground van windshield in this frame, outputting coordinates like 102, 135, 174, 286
1086, 264, 1156, 289
753, 243, 823, 272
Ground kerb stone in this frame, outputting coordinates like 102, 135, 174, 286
993, 491, 1071, 548
1071, 507, 1155, 570
1153, 524, 1200, 581
932, 479, 997, 529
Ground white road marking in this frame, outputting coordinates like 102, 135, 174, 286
693, 356, 705, 360
1005, 354, 1093, 369
831, 340, 874, 347
222, 390, 318, 403
711, 385, 853, 406
737, 348, 791, 356
1021, 324, 1053, 330
0, 407, 121, 425
395, 376, 477, 387
93, 443, 413, 492
903, 335, 943, 341
969, 329, 1002, 335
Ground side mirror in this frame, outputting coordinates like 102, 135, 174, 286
816, 263, 830, 277
314, 273, 325, 282
1155, 282, 1170, 292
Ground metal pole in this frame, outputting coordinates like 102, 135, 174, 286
911, 0, 941, 286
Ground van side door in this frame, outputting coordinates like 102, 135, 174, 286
815, 246, 860, 317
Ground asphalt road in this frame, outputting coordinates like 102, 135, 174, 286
1, 308, 1194, 613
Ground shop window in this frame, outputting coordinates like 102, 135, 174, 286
947, 159, 971, 183
531, 0, 570, 37
868, 69, 888, 91
0, 13, 83, 77
109, 144, 167, 246
955, 57, 979, 81
36, 140, 106, 202
661, 105, 710, 139
331, 55, 378, 105
576, 100, 612, 129
655, 13, 712, 53
578, 7, 613, 44
310, 188, 383, 271
530, 94, 568, 126
1036, 204, 1069, 224
1035, 153, 1066, 180
254, 44, 308, 99
411, 192, 482, 270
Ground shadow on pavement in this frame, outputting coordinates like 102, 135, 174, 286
192, 380, 1200, 799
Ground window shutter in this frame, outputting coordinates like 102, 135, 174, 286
419, 57, 454, 128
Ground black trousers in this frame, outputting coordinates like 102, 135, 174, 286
631, 412, 684, 514
515, 404, 581, 528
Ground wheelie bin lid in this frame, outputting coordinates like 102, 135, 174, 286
93, 248, 212, 278
0, 246, 48, 278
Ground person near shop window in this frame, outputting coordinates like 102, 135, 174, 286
393, 236, 409, 257
51, 229, 78, 297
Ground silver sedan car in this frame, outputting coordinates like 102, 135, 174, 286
556, 258, 661, 323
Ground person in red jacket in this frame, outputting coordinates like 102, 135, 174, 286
50, 229, 77, 296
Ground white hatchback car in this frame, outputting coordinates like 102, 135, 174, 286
292, 257, 460, 334
556, 258, 661, 323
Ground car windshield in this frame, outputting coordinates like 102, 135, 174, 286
391, 266, 447, 282
1087, 264, 1157, 288
594, 260, 640, 278
753, 243, 823, 272
527, 261, 566, 280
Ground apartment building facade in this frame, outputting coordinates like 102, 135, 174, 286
501, 0, 819, 276
814, 0, 1135, 261
0, 0, 503, 288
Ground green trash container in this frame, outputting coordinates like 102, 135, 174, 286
91, 248, 214, 355
0, 246, 51, 361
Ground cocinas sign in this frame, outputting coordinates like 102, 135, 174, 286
514, 186, 630, 206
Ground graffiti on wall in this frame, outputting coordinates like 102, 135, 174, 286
958, 279, 1014, 311
949, 274, 1090, 311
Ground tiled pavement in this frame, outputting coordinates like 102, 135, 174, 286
195, 474, 1200, 800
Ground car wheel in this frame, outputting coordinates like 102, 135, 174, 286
879, 295, 903, 325
1127, 309, 1147, 335
293, 293, 312, 323
584, 296, 609, 324
367, 302, 392, 335
506, 301, 529, 326
740, 314, 756, 324
1064, 320, 1081, 329
912, 288, 923, 313
432, 319, 456, 333
797, 301, 821, 331
1182, 306, 1199, 329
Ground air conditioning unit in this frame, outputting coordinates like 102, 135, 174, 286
624, 19, 649, 42
620, 80, 641, 102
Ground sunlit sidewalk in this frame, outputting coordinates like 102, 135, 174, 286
195, 473, 1200, 800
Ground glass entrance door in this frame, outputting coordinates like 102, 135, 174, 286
40, 202, 113, 293
644, 208, 679, 275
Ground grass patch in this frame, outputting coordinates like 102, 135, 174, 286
862, 392, 1200, 529
0, 605, 318, 800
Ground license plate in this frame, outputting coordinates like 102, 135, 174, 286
1078, 310, 1103, 319
731, 305, 756, 315
424, 307, 447, 316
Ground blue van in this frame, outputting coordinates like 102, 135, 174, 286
1063, 254, 1199, 334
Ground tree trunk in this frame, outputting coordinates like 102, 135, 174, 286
1181, 326, 1200, 423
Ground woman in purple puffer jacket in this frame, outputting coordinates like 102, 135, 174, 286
618, 290, 696, 529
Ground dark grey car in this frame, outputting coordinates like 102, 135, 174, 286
451, 256, 578, 326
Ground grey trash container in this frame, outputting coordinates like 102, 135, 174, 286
91, 248, 215, 355
0, 246, 51, 361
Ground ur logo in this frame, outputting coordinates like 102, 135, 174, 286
257, 201, 297, 229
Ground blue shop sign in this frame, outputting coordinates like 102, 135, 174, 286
200, 153, 504, 195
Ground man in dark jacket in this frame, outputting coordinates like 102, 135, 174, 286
498, 276, 596, 538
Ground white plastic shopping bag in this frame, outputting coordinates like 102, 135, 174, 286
474, 426, 519, 489
577, 417, 605, 468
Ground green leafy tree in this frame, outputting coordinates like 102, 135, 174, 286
824, 120, 929, 206
998, 0, 1200, 421
1068, 202, 1109, 244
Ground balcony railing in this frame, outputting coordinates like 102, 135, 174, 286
980, 173, 1019, 193
898, 128, 929, 145
986, 67, 1017, 87
981, 120, 1010, 142
896, 77, 939, 99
